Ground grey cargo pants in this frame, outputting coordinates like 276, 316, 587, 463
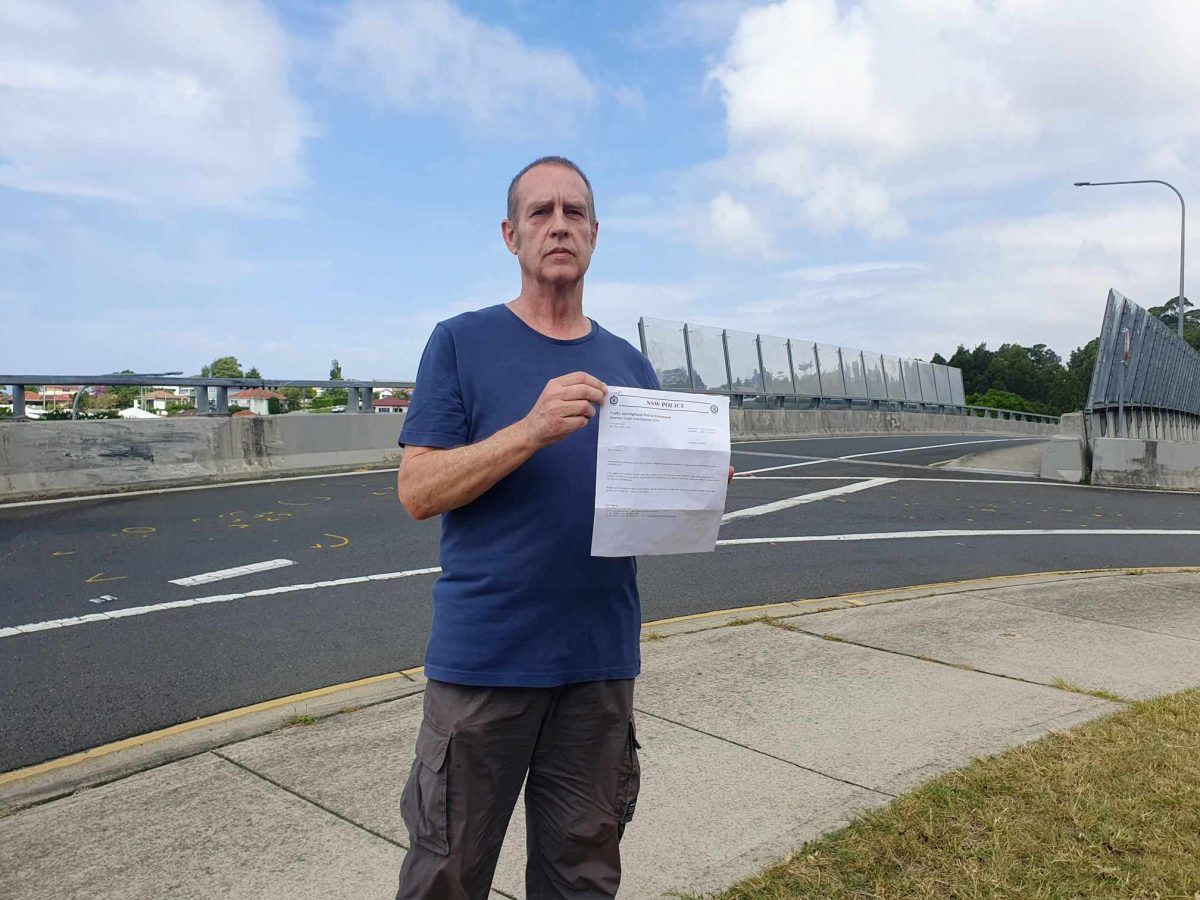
396, 678, 640, 900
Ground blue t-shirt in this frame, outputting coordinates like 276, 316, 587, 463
399, 304, 660, 687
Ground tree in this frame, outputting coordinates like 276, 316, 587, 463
1148, 298, 1200, 352
967, 389, 1040, 413
245, 366, 262, 379
104, 369, 140, 409
947, 343, 994, 397
329, 359, 343, 381
208, 357, 243, 378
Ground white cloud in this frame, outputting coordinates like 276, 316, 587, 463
327, 0, 594, 131
708, 0, 1200, 236
0, 0, 311, 210
700, 191, 776, 258
640, 1, 760, 47
716, 200, 1186, 360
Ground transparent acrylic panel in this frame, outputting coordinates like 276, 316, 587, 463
791, 341, 822, 396
841, 348, 868, 398
949, 368, 966, 406
901, 358, 924, 401
863, 352, 888, 400
726, 328, 765, 393
758, 334, 794, 394
882, 355, 906, 400
685, 323, 729, 392
815, 343, 846, 397
640, 318, 691, 390
918, 361, 937, 402
934, 364, 953, 404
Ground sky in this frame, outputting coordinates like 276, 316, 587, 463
2, 0, 1198, 381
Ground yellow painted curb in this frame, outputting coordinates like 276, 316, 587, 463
0, 667, 424, 788
638, 565, 1200, 631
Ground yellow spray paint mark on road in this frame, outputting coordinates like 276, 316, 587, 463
254, 511, 293, 523
228, 523, 250, 529
312, 496, 332, 502
86, 573, 126, 584
310, 533, 350, 550
277, 500, 309, 507
122, 526, 156, 535
372, 490, 390, 496
52, 550, 75, 557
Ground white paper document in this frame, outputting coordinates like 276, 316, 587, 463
590, 387, 731, 557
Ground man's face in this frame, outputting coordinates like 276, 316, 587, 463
503, 164, 597, 287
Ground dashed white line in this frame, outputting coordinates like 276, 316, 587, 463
169, 559, 297, 587
722, 478, 898, 524
716, 529, 1200, 547
0, 566, 442, 640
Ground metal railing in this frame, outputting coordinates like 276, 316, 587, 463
0, 375, 415, 420
638, 318, 1059, 424
1086, 289, 1200, 439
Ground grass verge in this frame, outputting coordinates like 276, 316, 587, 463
688, 688, 1200, 899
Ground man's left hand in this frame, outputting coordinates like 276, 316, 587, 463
728, 466, 735, 484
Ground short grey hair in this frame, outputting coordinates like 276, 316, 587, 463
506, 156, 595, 224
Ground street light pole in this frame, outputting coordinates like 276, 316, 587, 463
1074, 179, 1187, 341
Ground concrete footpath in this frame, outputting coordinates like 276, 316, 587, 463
3, 569, 1200, 899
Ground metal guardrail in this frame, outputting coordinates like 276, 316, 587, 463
638, 318, 1059, 424
0, 375, 415, 419
1085, 289, 1200, 439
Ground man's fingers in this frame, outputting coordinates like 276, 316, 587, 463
556, 371, 607, 392
565, 400, 596, 419
557, 384, 606, 404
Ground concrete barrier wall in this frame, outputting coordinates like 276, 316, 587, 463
730, 408, 1059, 440
1, 407, 1055, 503
0, 413, 406, 502
1090, 437, 1200, 490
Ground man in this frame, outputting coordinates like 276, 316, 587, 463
394, 156, 660, 899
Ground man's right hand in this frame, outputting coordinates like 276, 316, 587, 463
519, 372, 607, 449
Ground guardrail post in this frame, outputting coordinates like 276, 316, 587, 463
214, 386, 229, 415
195, 386, 209, 415
9, 384, 24, 418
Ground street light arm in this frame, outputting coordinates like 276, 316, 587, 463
1075, 178, 1187, 336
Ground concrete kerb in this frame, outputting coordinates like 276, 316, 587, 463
5, 566, 1197, 818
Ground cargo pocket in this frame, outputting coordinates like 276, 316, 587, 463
617, 716, 642, 824
400, 718, 451, 855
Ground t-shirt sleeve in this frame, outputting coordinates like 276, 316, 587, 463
398, 324, 469, 449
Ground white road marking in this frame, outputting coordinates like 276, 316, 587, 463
0, 468, 399, 510
735, 475, 1195, 495
5, 519, 1198, 640
735, 437, 1040, 476
0, 566, 442, 640
722, 478, 898, 524
169, 559, 297, 587
731, 435, 1045, 446
716, 529, 1200, 547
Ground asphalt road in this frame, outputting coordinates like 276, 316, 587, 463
3, 433, 1199, 771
